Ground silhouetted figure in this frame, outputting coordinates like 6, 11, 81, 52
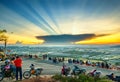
106, 63, 109, 69
101, 62, 104, 68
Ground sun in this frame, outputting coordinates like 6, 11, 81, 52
72, 21, 79, 35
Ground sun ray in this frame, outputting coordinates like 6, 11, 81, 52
0, 0, 120, 44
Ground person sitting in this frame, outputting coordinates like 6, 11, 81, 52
4, 59, 11, 71
61, 64, 70, 76
30, 64, 35, 74
5, 64, 10, 71
107, 73, 115, 80
4, 60, 11, 77
61, 65, 66, 75
72, 65, 80, 75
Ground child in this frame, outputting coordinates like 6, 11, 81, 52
5, 64, 10, 71
4, 59, 11, 71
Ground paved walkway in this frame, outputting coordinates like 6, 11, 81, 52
0, 58, 120, 82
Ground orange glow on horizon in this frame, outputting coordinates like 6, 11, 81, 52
1, 33, 120, 45
6, 34, 44, 44
75, 33, 120, 44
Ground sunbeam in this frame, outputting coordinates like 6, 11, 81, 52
0, 0, 120, 44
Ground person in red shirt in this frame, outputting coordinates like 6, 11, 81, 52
14, 56, 22, 81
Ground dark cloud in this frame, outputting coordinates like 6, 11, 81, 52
96, 34, 111, 37
81, 34, 111, 41
36, 34, 96, 44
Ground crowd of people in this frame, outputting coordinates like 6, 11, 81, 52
44, 56, 118, 70
48, 57, 65, 63
20, 54, 120, 71
67, 59, 114, 69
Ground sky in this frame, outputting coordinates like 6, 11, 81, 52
0, 0, 120, 44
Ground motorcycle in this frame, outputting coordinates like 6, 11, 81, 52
23, 67, 43, 79
106, 73, 120, 82
61, 66, 71, 76
87, 69, 101, 78
71, 65, 86, 75
0, 65, 15, 81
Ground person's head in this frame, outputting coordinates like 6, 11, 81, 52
16, 56, 19, 59
11, 57, 15, 61
5, 59, 10, 65
111, 73, 114, 76
31, 64, 34, 66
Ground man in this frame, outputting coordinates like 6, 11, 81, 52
14, 56, 22, 81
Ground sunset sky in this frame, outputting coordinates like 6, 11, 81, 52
0, 0, 120, 44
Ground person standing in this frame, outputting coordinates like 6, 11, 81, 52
10, 57, 16, 74
14, 56, 22, 81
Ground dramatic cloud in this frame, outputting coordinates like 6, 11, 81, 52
0, 0, 120, 44
36, 34, 97, 44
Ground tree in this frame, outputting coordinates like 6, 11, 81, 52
0, 29, 7, 33
0, 29, 8, 56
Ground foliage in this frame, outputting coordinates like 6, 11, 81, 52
52, 74, 113, 82
0, 29, 7, 33
0, 29, 7, 41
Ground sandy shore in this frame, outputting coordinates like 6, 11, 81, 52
0, 58, 120, 82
